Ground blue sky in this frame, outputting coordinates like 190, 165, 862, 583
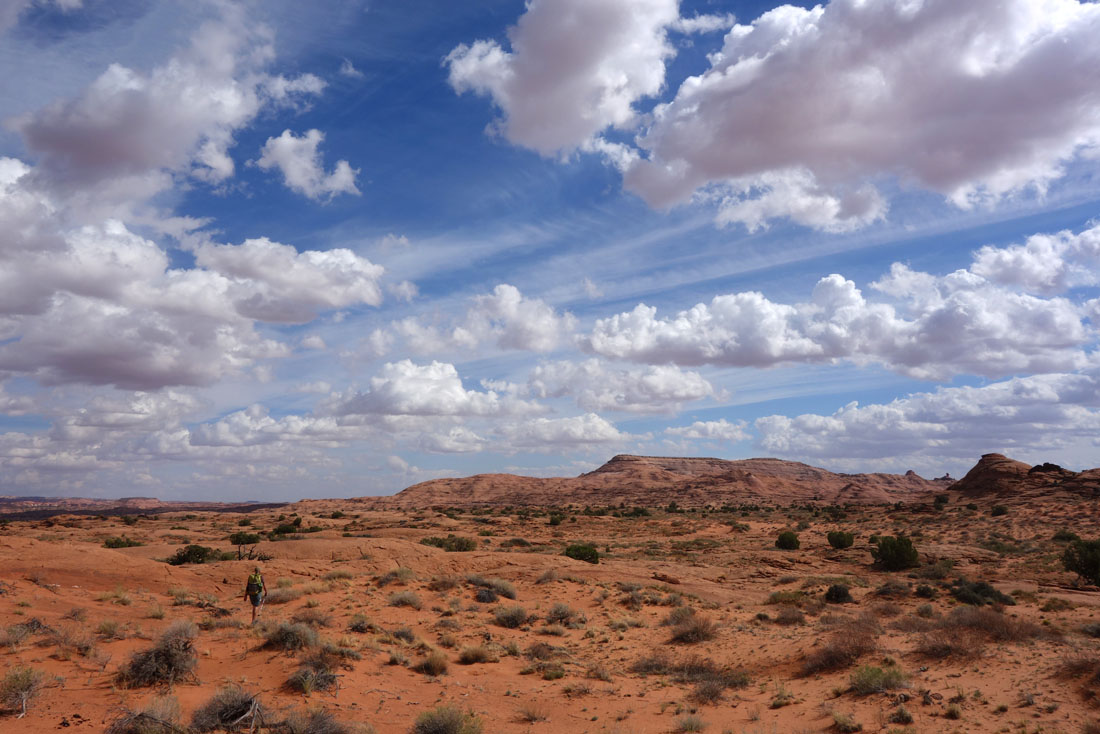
0, 0, 1098, 500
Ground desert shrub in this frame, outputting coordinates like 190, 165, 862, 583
1062, 539, 1100, 586
0, 624, 30, 650
662, 606, 697, 626
104, 536, 143, 548
546, 602, 578, 625
827, 531, 854, 549
676, 715, 706, 732
412, 705, 483, 734
428, 576, 460, 591
474, 588, 498, 603
563, 543, 599, 564
940, 605, 1042, 642
420, 535, 478, 552
870, 536, 920, 571
802, 617, 879, 675
991, 505, 1008, 517
500, 537, 531, 548
348, 614, 373, 633
117, 621, 197, 687
874, 580, 911, 598
392, 627, 417, 643
1053, 529, 1080, 542
670, 615, 717, 643
263, 622, 318, 652
283, 708, 355, 734
288, 653, 340, 693
191, 687, 261, 731
825, 584, 853, 604
292, 609, 332, 628
775, 531, 800, 550
413, 651, 449, 677
457, 645, 497, 664
914, 584, 936, 599
631, 651, 673, 675
1081, 622, 1100, 638
107, 697, 182, 734
389, 591, 422, 610
493, 606, 529, 629
950, 578, 1015, 606
165, 544, 232, 565
0, 666, 44, 715
916, 627, 984, 659
535, 569, 559, 584
775, 607, 805, 625
912, 559, 954, 580
466, 575, 516, 599
849, 664, 908, 694
322, 569, 354, 582
265, 587, 302, 605
377, 567, 415, 586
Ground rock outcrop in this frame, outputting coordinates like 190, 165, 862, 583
950, 453, 1100, 501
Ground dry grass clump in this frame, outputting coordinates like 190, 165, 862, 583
263, 622, 319, 652
291, 609, 333, 628
474, 588, 498, 603
191, 687, 263, 731
283, 707, 357, 734
322, 569, 354, 582
545, 602, 580, 625
412, 704, 483, 734
428, 576, 460, 592
466, 575, 516, 599
348, 614, 375, 633
916, 627, 984, 659
669, 615, 717, 643
916, 606, 1046, 659
457, 645, 498, 664
0, 624, 30, 650
288, 653, 340, 694
661, 606, 697, 627
413, 651, 449, 676
106, 695, 182, 734
0, 665, 44, 716
849, 664, 909, 694
265, 587, 303, 605
377, 567, 416, 587
493, 605, 529, 628
117, 621, 197, 688
775, 607, 805, 625
389, 591, 422, 610
802, 616, 879, 675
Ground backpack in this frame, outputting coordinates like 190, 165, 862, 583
246, 574, 263, 594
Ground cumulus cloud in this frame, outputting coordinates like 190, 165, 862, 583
446, 0, 678, 155
395, 284, 575, 354
256, 129, 360, 201
528, 358, 715, 413
195, 237, 383, 322
584, 224, 1099, 381
670, 13, 736, 34
330, 360, 544, 418
970, 223, 1100, 295
498, 413, 627, 449
624, 0, 1100, 230
754, 371, 1100, 468
665, 418, 750, 442
13, 6, 326, 207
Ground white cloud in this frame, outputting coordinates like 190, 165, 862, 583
666, 419, 750, 442
446, 0, 678, 155
970, 222, 1100, 295
330, 360, 544, 418
584, 224, 1098, 381
195, 237, 383, 323
13, 7, 325, 207
670, 13, 736, 34
499, 413, 627, 448
395, 284, 575, 354
388, 280, 418, 302
339, 59, 364, 79
529, 358, 715, 413
256, 129, 360, 201
624, 0, 1100, 230
754, 371, 1100, 469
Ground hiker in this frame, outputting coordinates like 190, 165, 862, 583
243, 566, 266, 624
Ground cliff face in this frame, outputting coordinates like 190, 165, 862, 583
369, 454, 953, 508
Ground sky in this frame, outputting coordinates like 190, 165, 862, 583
0, 0, 1098, 501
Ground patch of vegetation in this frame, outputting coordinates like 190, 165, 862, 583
0, 666, 44, 716
389, 591, 422, 610
563, 543, 599, 564
870, 536, 920, 571
827, 531, 854, 549
990, 505, 1008, 517
165, 544, 234, 565
191, 687, 262, 731
263, 622, 319, 652
493, 606, 529, 629
849, 664, 908, 694
117, 621, 197, 688
802, 617, 879, 675
1062, 538, 1100, 586
775, 531, 800, 550
413, 651, 449, 677
670, 615, 717, 643
457, 645, 498, 664
412, 705, 483, 734
420, 535, 478, 552
106, 695, 182, 734
825, 584, 853, 604
103, 536, 143, 549
1053, 529, 1080, 543
950, 578, 1015, 606
289, 653, 340, 694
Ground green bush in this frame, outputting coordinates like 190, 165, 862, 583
1053, 529, 1080, 543
104, 536, 143, 549
775, 531, 800, 550
949, 578, 1015, 606
827, 531, 854, 549
1062, 538, 1100, 586
849, 664, 908, 694
870, 536, 920, 571
563, 543, 599, 564
824, 584, 853, 604
420, 535, 478, 552
991, 505, 1008, 517
166, 544, 232, 565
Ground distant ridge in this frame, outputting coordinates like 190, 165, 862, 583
950, 453, 1100, 500
367, 454, 954, 508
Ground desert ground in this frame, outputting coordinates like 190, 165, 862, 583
0, 472, 1097, 734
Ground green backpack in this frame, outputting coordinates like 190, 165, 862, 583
246, 573, 263, 594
